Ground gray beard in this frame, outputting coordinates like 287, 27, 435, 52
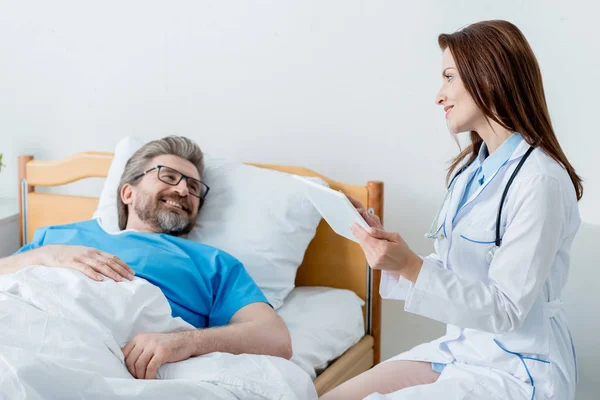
133, 193, 195, 236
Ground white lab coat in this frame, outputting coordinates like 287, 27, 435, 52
371, 141, 580, 400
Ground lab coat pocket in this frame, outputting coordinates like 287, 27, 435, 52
455, 226, 497, 279
459, 221, 497, 246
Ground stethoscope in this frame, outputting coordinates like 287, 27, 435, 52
426, 146, 535, 263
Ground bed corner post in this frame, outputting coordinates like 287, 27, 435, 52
18, 155, 34, 246
367, 180, 384, 365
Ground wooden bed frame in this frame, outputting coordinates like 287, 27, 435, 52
18, 152, 383, 396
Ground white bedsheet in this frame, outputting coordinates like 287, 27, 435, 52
279, 287, 365, 379
0, 266, 316, 400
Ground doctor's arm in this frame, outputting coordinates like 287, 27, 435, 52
354, 175, 569, 334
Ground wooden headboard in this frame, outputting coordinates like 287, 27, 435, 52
18, 153, 383, 364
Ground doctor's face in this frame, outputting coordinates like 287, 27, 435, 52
435, 49, 486, 134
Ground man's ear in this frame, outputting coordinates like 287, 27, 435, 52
121, 183, 134, 206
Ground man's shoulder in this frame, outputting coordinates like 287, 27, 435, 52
26, 219, 101, 247
37, 219, 99, 234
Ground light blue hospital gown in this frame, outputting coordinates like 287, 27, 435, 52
15, 219, 269, 328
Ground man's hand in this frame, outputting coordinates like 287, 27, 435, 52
121, 304, 291, 380
122, 332, 194, 379
34, 245, 134, 282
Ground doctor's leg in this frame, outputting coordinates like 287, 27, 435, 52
362, 363, 533, 400
319, 361, 440, 400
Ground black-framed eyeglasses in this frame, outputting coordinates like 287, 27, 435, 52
133, 165, 210, 200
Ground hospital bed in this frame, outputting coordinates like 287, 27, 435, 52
17, 152, 383, 396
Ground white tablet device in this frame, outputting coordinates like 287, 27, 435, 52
294, 175, 370, 243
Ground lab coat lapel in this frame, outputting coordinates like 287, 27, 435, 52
443, 166, 477, 240
454, 141, 532, 223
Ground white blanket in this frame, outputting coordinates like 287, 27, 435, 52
0, 266, 317, 400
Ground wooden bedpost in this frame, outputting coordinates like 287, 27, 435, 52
18, 155, 34, 246
367, 180, 384, 365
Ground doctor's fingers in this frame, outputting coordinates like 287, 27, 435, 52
351, 223, 371, 243
362, 242, 389, 270
356, 232, 402, 269
369, 228, 399, 242
346, 194, 382, 229
360, 210, 383, 229
345, 194, 366, 210
351, 223, 389, 246
351, 225, 384, 263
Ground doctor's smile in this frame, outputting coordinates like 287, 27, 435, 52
444, 105, 453, 119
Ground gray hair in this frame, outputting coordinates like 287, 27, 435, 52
117, 136, 205, 230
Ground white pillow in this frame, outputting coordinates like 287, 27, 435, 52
94, 136, 325, 309
277, 286, 365, 378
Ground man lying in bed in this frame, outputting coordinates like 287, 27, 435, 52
0, 136, 292, 380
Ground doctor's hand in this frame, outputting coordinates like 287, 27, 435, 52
345, 195, 383, 230
122, 331, 194, 380
350, 224, 423, 283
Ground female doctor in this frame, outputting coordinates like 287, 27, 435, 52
321, 20, 583, 400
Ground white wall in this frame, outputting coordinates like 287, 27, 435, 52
1, 1, 598, 398
563, 222, 600, 400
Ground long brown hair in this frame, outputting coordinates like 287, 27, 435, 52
439, 20, 583, 200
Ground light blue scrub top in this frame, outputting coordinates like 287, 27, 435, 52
457, 132, 524, 210
15, 219, 269, 329
435, 132, 523, 374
